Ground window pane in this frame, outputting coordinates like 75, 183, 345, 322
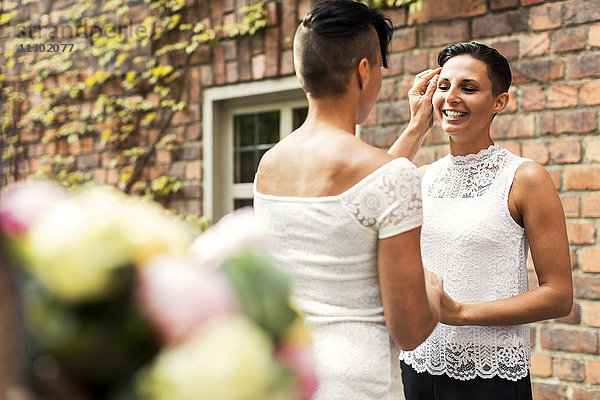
258, 111, 280, 144
234, 150, 255, 183
234, 198, 253, 210
234, 114, 255, 146
293, 107, 308, 130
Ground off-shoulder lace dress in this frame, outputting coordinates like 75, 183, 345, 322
399, 145, 532, 381
254, 158, 422, 399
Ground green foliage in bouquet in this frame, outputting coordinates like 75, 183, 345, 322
222, 249, 297, 340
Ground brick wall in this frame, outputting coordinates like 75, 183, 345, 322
2, 0, 600, 398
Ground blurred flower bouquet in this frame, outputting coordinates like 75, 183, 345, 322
0, 181, 317, 400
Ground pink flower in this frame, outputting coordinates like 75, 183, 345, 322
138, 255, 239, 344
189, 207, 269, 269
0, 180, 68, 238
277, 342, 319, 400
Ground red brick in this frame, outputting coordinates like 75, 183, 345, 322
490, 40, 519, 60
520, 33, 550, 57
378, 79, 397, 101
378, 100, 411, 125
405, 53, 429, 74
530, 353, 552, 377
565, 166, 600, 190
583, 193, 600, 217
567, 220, 596, 244
382, 53, 403, 78
581, 248, 600, 272
581, 80, 600, 105
214, 45, 226, 85
582, 302, 600, 327
298, 0, 313, 20
560, 194, 580, 218
398, 76, 414, 99
521, 87, 546, 111
547, 167, 563, 190
384, 8, 407, 28
547, 84, 579, 109
418, 20, 470, 47
554, 302, 581, 324
500, 141, 521, 155
491, 0, 519, 10
226, 61, 238, 83
280, 0, 297, 50
530, 3, 562, 31
472, 9, 528, 38
360, 125, 399, 148
569, 53, 600, 79
265, 27, 280, 77
502, 91, 518, 114
573, 387, 600, 400
512, 60, 564, 84
555, 357, 586, 382
574, 275, 600, 300
491, 114, 535, 139
553, 26, 587, 53
185, 161, 202, 180
391, 28, 417, 52
540, 111, 597, 135
200, 65, 214, 87
565, 0, 600, 26
251, 54, 266, 80
408, 0, 487, 24
586, 137, 600, 162
532, 383, 567, 400
551, 139, 581, 163
281, 49, 294, 76
587, 360, 600, 384
521, 0, 544, 5
591, 23, 600, 48
522, 141, 549, 164
540, 326, 598, 353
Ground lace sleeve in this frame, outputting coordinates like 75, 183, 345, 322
342, 158, 423, 239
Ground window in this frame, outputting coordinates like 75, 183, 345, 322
224, 101, 308, 214
202, 77, 308, 220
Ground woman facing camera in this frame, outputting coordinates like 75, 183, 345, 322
396, 42, 573, 400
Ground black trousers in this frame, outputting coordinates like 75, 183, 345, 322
401, 361, 533, 400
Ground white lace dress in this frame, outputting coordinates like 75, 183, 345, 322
254, 158, 422, 399
399, 145, 532, 381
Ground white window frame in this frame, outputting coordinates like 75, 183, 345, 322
202, 76, 307, 221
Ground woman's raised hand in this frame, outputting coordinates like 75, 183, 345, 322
408, 68, 441, 132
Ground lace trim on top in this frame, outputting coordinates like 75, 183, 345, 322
342, 158, 422, 237
428, 144, 509, 199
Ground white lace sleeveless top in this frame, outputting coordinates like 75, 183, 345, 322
399, 145, 532, 381
254, 158, 422, 399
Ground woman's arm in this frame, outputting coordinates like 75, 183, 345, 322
387, 68, 440, 161
441, 162, 573, 326
379, 227, 442, 350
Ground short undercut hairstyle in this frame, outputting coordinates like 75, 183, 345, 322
294, 0, 393, 98
437, 42, 512, 96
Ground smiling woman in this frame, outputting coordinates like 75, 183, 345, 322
396, 42, 573, 400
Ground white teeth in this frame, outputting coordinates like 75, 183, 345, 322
444, 110, 467, 118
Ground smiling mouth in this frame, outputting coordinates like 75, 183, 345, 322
443, 110, 468, 119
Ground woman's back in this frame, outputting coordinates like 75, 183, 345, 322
254, 134, 423, 398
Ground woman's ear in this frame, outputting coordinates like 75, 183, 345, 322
357, 58, 370, 90
493, 92, 510, 114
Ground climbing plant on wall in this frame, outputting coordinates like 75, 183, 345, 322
0, 0, 266, 204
